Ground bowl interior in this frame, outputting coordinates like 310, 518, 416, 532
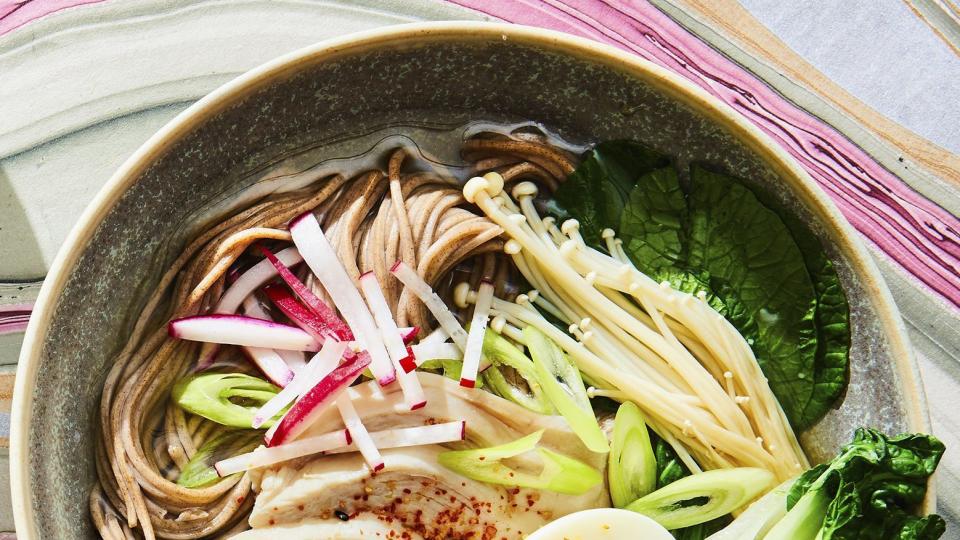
19, 26, 921, 538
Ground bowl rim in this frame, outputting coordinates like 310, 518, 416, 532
10, 21, 932, 537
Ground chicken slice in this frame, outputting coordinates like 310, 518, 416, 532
234, 373, 609, 539
230, 515, 420, 540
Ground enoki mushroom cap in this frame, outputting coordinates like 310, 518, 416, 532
560, 219, 580, 235
511, 181, 538, 199
452, 282, 472, 308
463, 172, 505, 203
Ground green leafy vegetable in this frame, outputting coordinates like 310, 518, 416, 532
654, 436, 688, 489
554, 140, 670, 245
177, 430, 260, 488
765, 428, 945, 540
172, 373, 280, 428
554, 140, 851, 430
620, 167, 688, 273
437, 430, 602, 495
625, 468, 775, 530
781, 217, 851, 426
523, 326, 609, 453
609, 402, 657, 507
684, 166, 820, 429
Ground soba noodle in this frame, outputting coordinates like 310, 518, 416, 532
91, 137, 561, 539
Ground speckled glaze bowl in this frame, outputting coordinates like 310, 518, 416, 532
11, 22, 930, 538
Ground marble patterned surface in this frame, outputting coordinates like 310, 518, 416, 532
1, 0, 958, 535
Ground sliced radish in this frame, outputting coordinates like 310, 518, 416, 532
242, 295, 273, 320
260, 247, 352, 340
335, 395, 384, 471
419, 327, 451, 347
290, 213, 395, 386
240, 296, 295, 386
399, 326, 421, 344
411, 342, 462, 367
169, 315, 320, 351
252, 340, 347, 429
216, 421, 466, 475
217, 247, 303, 314
460, 280, 494, 388
390, 261, 468, 350
395, 366, 427, 409
266, 350, 371, 446
241, 347, 295, 387
327, 421, 467, 454
358, 271, 426, 408
215, 428, 350, 477
264, 284, 345, 343
359, 271, 407, 363
278, 349, 307, 373
197, 247, 304, 367
399, 347, 418, 373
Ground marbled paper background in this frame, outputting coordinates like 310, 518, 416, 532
1, 0, 958, 535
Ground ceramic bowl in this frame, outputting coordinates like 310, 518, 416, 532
11, 22, 930, 538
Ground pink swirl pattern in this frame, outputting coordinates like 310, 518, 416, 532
2, 0, 958, 309
0, 0, 103, 36
449, 0, 960, 309
0, 304, 31, 336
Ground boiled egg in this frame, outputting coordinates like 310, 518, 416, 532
527, 508, 674, 540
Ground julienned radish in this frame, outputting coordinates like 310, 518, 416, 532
251, 340, 348, 429
260, 246, 353, 340
263, 284, 346, 344
359, 271, 426, 409
240, 296, 296, 387
266, 350, 371, 446
289, 213, 395, 385
169, 314, 320, 352
215, 421, 466, 476
460, 279, 494, 387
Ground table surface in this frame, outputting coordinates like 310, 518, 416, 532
1, 0, 958, 536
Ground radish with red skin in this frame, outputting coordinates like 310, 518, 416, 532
278, 349, 307, 373
197, 247, 301, 367
263, 288, 416, 351
460, 279, 494, 387
289, 213, 395, 385
260, 246, 353, 340
214, 429, 350, 477
216, 247, 303, 314
326, 421, 466, 454
239, 296, 296, 387
399, 326, 419, 344
358, 271, 408, 362
266, 350, 371, 446
169, 314, 320, 351
335, 395, 384, 471
215, 421, 465, 475
358, 270, 427, 409
252, 339, 347, 429
263, 284, 346, 343
399, 347, 417, 373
